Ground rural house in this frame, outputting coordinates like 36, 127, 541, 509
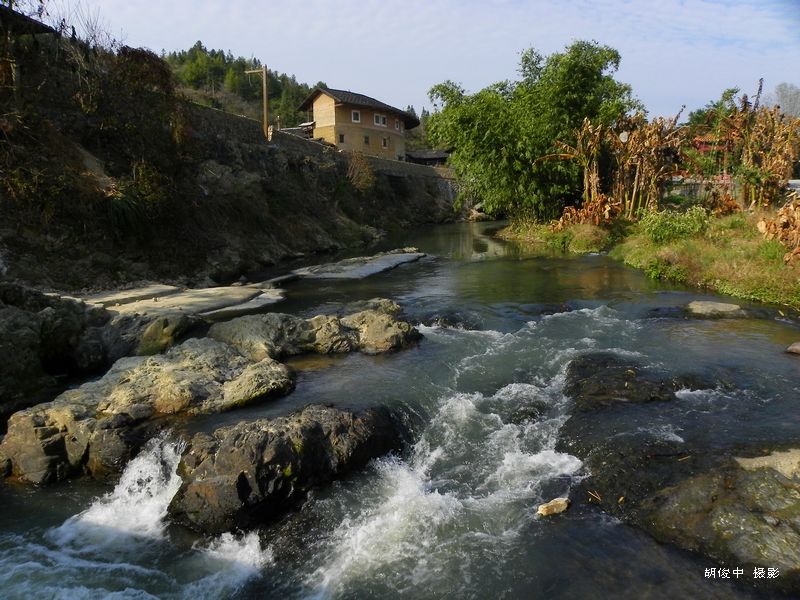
297, 87, 420, 160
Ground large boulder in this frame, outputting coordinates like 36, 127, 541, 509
168, 404, 408, 533
208, 299, 420, 360
0, 283, 200, 423
0, 338, 293, 484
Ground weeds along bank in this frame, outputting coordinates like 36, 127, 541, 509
500, 208, 800, 310
0, 34, 454, 291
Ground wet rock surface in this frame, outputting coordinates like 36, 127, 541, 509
562, 352, 711, 412
0, 338, 294, 484
557, 351, 800, 593
168, 404, 408, 534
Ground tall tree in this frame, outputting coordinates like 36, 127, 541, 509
427, 40, 640, 219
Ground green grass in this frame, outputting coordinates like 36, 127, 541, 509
498, 221, 612, 254
609, 213, 800, 308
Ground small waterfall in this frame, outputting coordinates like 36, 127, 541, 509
47, 434, 185, 554
0, 434, 273, 598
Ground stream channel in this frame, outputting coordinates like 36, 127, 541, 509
1, 221, 798, 599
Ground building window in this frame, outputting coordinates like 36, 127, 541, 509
382, 137, 388, 149
374, 114, 381, 125
364, 135, 370, 145
338, 133, 345, 143
395, 119, 400, 130
374, 114, 387, 127
352, 110, 360, 123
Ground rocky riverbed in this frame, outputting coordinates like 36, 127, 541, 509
1, 223, 799, 598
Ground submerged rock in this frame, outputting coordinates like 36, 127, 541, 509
556, 352, 800, 592
168, 404, 408, 533
563, 352, 705, 412
0, 338, 293, 484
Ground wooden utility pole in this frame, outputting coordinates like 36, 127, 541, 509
245, 65, 268, 139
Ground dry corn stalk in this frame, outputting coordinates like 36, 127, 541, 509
610, 110, 687, 218
552, 193, 621, 231
757, 190, 800, 263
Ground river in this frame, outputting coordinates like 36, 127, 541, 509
0, 221, 797, 599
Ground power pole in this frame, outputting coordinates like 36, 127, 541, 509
245, 64, 269, 140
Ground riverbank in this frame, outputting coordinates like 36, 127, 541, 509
499, 212, 800, 310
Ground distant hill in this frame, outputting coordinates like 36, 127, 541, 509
164, 42, 324, 127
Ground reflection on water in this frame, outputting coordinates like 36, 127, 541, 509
1, 221, 796, 600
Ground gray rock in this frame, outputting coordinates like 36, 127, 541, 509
786, 342, 800, 355
0, 338, 294, 484
209, 299, 419, 360
686, 300, 746, 318
168, 404, 407, 533
291, 248, 425, 280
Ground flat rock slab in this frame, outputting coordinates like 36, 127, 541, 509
84, 284, 182, 307
686, 300, 746, 318
105, 287, 267, 318
200, 290, 285, 321
292, 249, 426, 280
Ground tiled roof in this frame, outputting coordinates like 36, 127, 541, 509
298, 87, 420, 129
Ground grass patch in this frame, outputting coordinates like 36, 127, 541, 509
610, 212, 800, 308
498, 221, 611, 254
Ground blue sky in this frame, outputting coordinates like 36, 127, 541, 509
70, 0, 800, 117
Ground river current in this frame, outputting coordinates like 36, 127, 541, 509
1, 222, 797, 599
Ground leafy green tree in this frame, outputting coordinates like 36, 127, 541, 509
427, 41, 640, 219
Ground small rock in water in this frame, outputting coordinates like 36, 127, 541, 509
786, 342, 800, 355
686, 300, 745, 318
537, 497, 570, 516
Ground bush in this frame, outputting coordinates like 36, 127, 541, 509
640, 206, 709, 244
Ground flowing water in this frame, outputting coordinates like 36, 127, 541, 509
1, 222, 798, 599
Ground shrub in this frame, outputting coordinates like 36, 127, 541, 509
639, 206, 709, 244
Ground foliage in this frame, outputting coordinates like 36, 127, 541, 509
346, 151, 375, 192
639, 206, 709, 244
611, 212, 800, 307
684, 82, 800, 208
757, 191, 800, 263
164, 42, 322, 127
427, 40, 640, 220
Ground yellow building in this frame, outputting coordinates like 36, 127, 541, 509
298, 87, 420, 161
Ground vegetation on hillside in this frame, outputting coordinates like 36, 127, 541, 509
164, 42, 324, 127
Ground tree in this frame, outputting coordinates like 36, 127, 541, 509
772, 82, 800, 118
427, 41, 640, 219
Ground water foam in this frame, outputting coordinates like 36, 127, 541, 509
0, 434, 274, 599
47, 434, 184, 555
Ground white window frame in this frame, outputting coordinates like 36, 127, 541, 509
352, 110, 361, 123
374, 113, 388, 127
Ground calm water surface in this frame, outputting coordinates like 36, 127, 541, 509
1, 222, 798, 599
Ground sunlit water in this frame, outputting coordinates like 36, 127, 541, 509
1, 222, 797, 599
